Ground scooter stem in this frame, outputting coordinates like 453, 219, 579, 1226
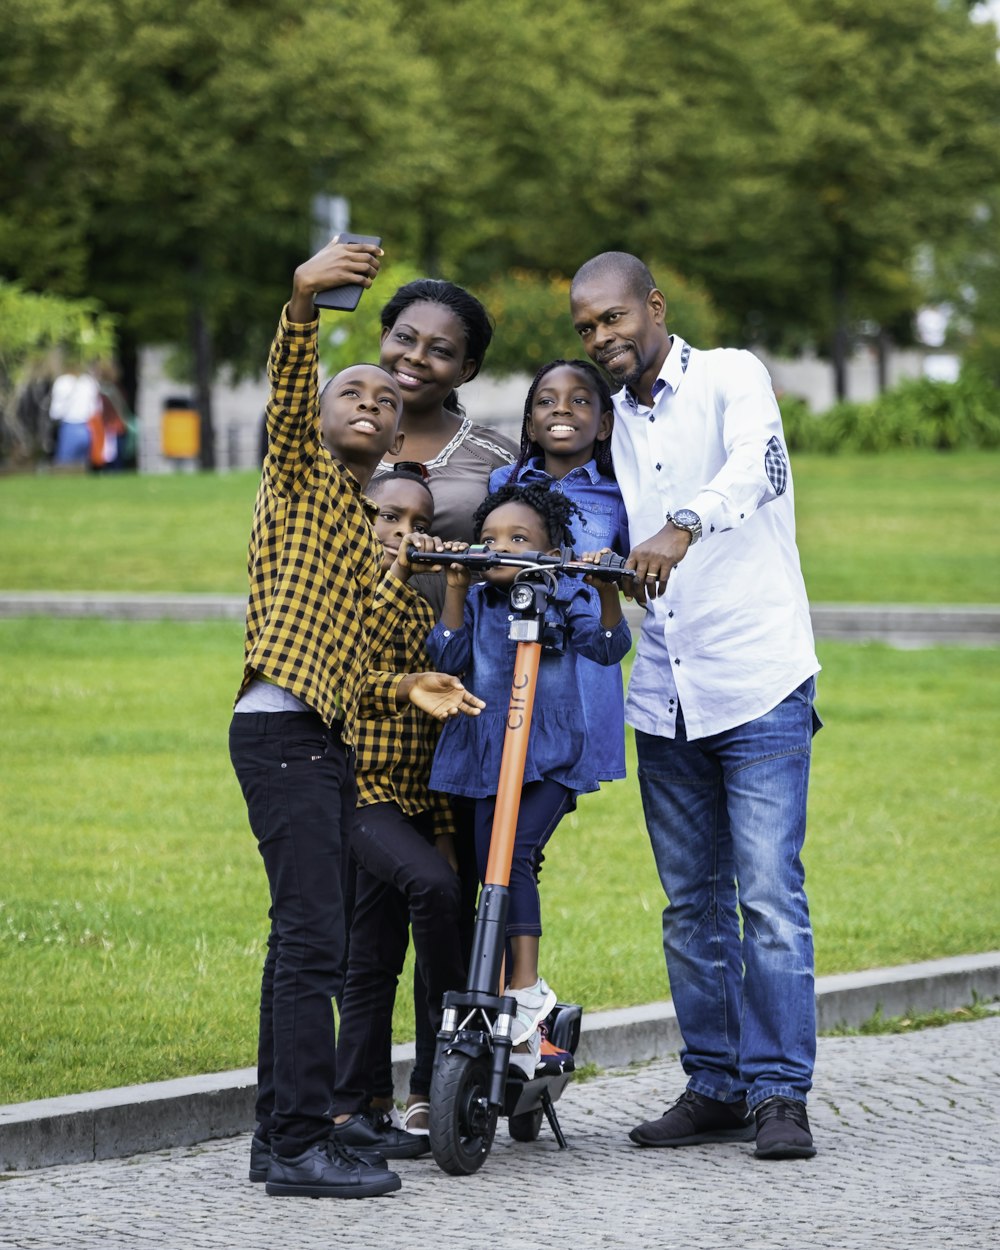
484, 640, 542, 887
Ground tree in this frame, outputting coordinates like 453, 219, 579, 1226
4, 0, 999, 429
0, 0, 451, 466
676, 0, 1000, 397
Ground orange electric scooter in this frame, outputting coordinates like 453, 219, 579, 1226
407, 544, 634, 1176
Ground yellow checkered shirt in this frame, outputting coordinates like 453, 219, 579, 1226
236, 308, 408, 740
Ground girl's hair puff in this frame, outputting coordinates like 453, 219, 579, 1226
472, 483, 582, 550
379, 279, 494, 416
510, 359, 615, 479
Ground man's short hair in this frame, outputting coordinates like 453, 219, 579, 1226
571, 252, 657, 302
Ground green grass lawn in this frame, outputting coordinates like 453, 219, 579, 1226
1, 450, 998, 601
1, 619, 997, 1103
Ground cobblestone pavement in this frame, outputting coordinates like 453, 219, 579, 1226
3, 1017, 998, 1250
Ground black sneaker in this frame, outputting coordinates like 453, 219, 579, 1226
629, 1089, 756, 1147
265, 1138, 401, 1198
249, 1132, 270, 1183
250, 1130, 387, 1181
753, 1096, 817, 1159
333, 1109, 430, 1159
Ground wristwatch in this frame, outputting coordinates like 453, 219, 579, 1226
668, 508, 702, 545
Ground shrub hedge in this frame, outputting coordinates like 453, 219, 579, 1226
780, 370, 1000, 453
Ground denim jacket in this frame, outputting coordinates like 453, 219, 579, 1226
427, 578, 631, 797
488, 458, 631, 779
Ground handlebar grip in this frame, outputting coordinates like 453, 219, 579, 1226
561, 550, 636, 580
404, 544, 635, 580
595, 550, 632, 573
405, 545, 500, 569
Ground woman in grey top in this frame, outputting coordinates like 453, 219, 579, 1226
377, 279, 517, 616
361, 278, 515, 1139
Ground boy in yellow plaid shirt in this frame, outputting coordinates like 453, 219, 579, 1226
229, 237, 481, 1200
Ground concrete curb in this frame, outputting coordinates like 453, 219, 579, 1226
2, 951, 997, 1173
0, 593, 998, 645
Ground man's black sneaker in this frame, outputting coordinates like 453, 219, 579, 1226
250, 1131, 387, 1182
333, 1109, 429, 1159
753, 1096, 817, 1159
264, 1138, 401, 1198
629, 1089, 756, 1147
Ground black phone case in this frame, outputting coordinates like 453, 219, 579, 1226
313, 233, 382, 312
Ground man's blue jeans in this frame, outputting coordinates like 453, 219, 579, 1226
635, 678, 819, 1110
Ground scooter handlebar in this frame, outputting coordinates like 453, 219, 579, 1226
405, 544, 636, 582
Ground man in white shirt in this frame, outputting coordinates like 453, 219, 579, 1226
50, 369, 100, 465
571, 252, 821, 1160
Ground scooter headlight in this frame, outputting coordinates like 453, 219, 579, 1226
509, 582, 536, 612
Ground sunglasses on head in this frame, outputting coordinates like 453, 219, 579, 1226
392, 460, 430, 481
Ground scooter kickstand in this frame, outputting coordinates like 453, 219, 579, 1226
541, 1088, 569, 1150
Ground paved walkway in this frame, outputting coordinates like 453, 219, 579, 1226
3, 1016, 998, 1250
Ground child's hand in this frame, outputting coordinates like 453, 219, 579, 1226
581, 548, 625, 626
579, 547, 614, 584
406, 672, 484, 720
443, 541, 472, 589
390, 531, 448, 583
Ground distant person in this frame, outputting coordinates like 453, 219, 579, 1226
427, 483, 631, 1076
90, 366, 130, 471
50, 367, 100, 465
570, 251, 822, 1160
229, 236, 482, 1200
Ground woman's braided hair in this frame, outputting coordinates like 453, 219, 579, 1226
472, 482, 583, 549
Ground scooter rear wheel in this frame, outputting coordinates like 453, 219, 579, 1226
508, 1106, 544, 1142
429, 1051, 498, 1175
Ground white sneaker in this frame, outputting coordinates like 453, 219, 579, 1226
508, 978, 557, 1046
507, 1028, 541, 1079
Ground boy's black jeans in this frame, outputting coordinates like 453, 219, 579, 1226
333, 802, 466, 1114
229, 710, 354, 1160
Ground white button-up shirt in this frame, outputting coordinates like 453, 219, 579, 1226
612, 337, 819, 740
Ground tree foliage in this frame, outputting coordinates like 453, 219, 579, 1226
2, 0, 999, 447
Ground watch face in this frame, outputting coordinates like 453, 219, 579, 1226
673, 509, 700, 528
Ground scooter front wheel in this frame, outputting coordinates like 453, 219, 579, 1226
429, 1050, 498, 1175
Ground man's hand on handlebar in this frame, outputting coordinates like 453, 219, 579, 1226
624, 524, 691, 606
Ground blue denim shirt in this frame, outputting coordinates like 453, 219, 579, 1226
489, 457, 630, 557
427, 577, 631, 798
489, 458, 631, 779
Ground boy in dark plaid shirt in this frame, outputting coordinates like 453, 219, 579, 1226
331, 466, 466, 1158
229, 238, 481, 1200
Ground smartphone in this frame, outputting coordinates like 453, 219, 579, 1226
313, 233, 382, 312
